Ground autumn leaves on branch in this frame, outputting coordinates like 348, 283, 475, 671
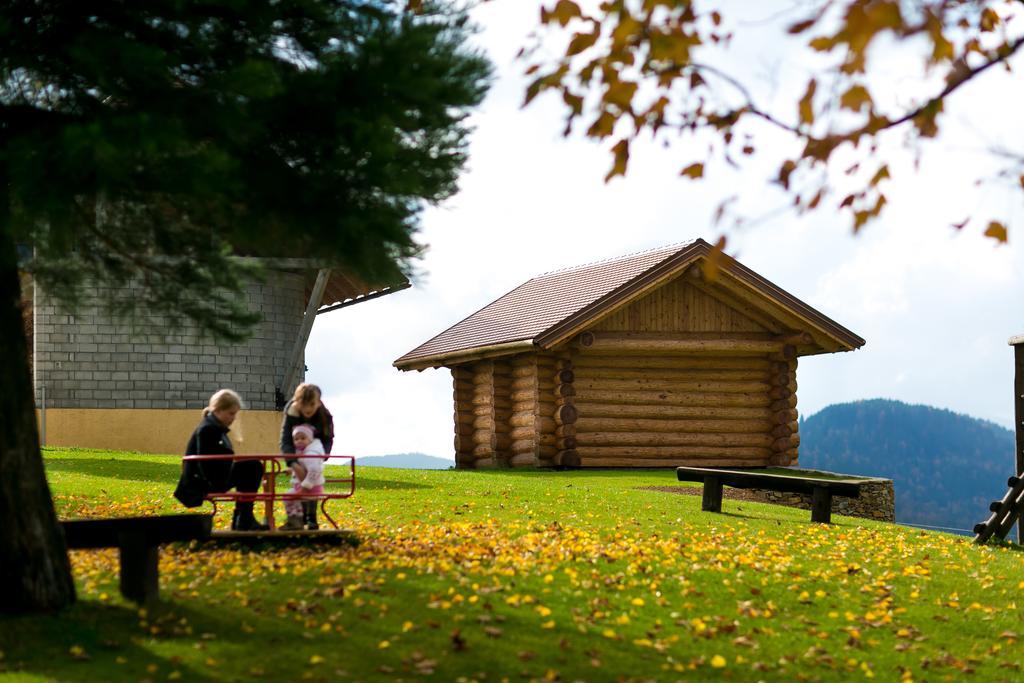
521, 0, 1023, 243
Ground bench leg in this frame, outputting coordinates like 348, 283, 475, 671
118, 532, 159, 604
811, 487, 832, 524
702, 476, 723, 513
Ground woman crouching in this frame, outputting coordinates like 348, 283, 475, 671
174, 389, 268, 531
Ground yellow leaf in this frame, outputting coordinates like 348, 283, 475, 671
68, 645, 89, 661
809, 36, 835, 52
604, 80, 638, 111
711, 654, 727, 668
378, 640, 391, 649
542, 0, 582, 27
605, 139, 630, 182
567, 31, 598, 56
680, 162, 704, 179
869, 165, 890, 186
798, 79, 817, 126
985, 221, 1008, 243
586, 111, 616, 139
309, 654, 325, 664
611, 14, 643, 49
777, 160, 797, 189
788, 19, 816, 34
980, 7, 1000, 31
839, 84, 872, 113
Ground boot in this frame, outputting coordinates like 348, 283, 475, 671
279, 514, 304, 531
302, 501, 319, 531
232, 503, 269, 532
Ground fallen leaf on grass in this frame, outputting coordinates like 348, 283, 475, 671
68, 645, 90, 661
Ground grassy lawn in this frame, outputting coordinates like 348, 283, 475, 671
1, 447, 1022, 682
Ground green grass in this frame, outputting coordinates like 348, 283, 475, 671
2, 446, 1023, 682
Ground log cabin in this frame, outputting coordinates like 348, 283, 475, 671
394, 240, 864, 468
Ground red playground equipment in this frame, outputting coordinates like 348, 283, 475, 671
182, 454, 355, 533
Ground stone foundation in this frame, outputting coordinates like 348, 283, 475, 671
750, 473, 895, 522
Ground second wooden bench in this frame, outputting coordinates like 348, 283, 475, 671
676, 466, 863, 524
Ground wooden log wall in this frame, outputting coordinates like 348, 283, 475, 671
768, 356, 799, 466
457, 360, 510, 468
537, 355, 559, 465
572, 352, 784, 467
509, 355, 540, 467
553, 352, 579, 467
452, 366, 475, 467
493, 360, 512, 465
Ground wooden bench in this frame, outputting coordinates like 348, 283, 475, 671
61, 514, 212, 603
676, 467, 863, 524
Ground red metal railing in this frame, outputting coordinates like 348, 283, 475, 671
181, 454, 355, 530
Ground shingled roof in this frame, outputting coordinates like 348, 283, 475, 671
394, 239, 864, 370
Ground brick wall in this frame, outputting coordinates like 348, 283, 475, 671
33, 272, 307, 411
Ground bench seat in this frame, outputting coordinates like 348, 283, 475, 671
62, 514, 212, 603
676, 467, 863, 524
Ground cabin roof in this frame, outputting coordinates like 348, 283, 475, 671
394, 239, 864, 370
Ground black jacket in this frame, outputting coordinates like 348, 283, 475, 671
186, 412, 235, 457
279, 399, 334, 455
174, 413, 234, 507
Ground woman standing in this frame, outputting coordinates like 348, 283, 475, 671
280, 383, 334, 456
174, 389, 268, 531
279, 383, 334, 528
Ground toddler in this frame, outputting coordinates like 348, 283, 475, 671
280, 424, 325, 530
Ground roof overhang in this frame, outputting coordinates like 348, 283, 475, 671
395, 339, 536, 372
234, 257, 409, 313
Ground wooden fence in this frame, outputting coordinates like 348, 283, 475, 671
973, 473, 1024, 544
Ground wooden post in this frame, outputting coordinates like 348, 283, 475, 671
554, 353, 579, 467
118, 533, 159, 604
701, 476, 723, 512
811, 487, 832, 524
1010, 336, 1024, 542
452, 366, 475, 467
280, 268, 330, 405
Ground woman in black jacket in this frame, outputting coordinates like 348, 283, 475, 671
280, 383, 334, 456
175, 389, 268, 531
278, 383, 334, 528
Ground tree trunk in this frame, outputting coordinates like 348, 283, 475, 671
0, 214, 76, 612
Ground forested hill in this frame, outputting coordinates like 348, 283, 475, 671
800, 399, 1015, 533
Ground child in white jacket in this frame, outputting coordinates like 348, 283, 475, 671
280, 424, 326, 530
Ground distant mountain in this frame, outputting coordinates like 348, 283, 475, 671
357, 452, 454, 469
800, 399, 1015, 533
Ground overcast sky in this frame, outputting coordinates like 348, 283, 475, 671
304, 1, 1023, 460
